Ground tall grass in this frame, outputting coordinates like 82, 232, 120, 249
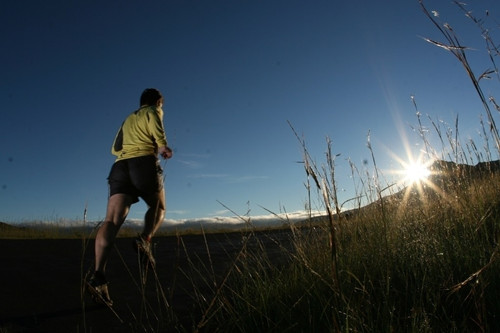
194, 137, 498, 332
4, 1, 498, 332
76, 1, 500, 331
192, 2, 500, 332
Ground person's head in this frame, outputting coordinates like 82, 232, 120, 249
140, 88, 163, 107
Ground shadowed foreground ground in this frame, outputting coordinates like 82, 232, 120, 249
0, 229, 293, 332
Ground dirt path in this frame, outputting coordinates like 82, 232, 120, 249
0, 229, 294, 332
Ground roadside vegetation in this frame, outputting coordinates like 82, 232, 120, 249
2, 1, 499, 332
193, 2, 500, 331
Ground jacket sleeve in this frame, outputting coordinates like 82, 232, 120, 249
149, 107, 168, 147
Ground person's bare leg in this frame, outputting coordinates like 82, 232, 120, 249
141, 189, 166, 240
94, 193, 134, 273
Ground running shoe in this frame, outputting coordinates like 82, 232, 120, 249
87, 271, 113, 307
133, 234, 156, 268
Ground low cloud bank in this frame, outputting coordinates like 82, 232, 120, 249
125, 210, 324, 232
13, 210, 325, 233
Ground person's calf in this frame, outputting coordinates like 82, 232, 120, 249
94, 221, 119, 272
143, 208, 165, 238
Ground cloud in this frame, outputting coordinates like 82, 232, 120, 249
16, 210, 327, 233
228, 175, 269, 183
161, 210, 324, 228
176, 153, 211, 169
177, 160, 204, 169
209, 209, 231, 216
180, 153, 211, 159
186, 173, 268, 183
188, 173, 229, 179
168, 210, 190, 216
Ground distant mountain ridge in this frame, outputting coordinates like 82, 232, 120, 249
429, 159, 500, 181
379, 159, 500, 208
0, 221, 25, 231
2, 160, 499, 233
321, 159, 500, 222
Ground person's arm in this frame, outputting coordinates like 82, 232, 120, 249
149, 107, 172, 159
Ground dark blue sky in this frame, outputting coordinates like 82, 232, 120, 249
1, 0, 499, 224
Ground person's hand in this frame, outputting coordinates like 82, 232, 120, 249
159, 146, 173, 159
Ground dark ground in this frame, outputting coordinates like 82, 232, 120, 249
0, 229, 294, 333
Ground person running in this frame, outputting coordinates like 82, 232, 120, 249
88, 88, 173, 306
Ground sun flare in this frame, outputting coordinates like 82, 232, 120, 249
404, 161, 431, 184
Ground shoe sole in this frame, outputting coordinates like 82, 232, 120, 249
85, 280, 124, 323
86, 281, 113, 307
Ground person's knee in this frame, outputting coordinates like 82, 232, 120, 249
148, 204, 165, 219
106, 193, 133, 220
144, 192, 166, 211
157, 206, 166, 218
157, 202, 166, 212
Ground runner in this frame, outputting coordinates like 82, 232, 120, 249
87, 88, 173, 306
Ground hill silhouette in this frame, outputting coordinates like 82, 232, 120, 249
0, 221, 24, 231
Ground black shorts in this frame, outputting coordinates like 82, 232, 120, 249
108, 155, 163, 203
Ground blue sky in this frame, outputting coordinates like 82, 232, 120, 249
1, 0, 500, 224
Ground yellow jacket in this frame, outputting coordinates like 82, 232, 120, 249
111, 106, 168, 161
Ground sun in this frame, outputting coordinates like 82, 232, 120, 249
404, 160, 431, 184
